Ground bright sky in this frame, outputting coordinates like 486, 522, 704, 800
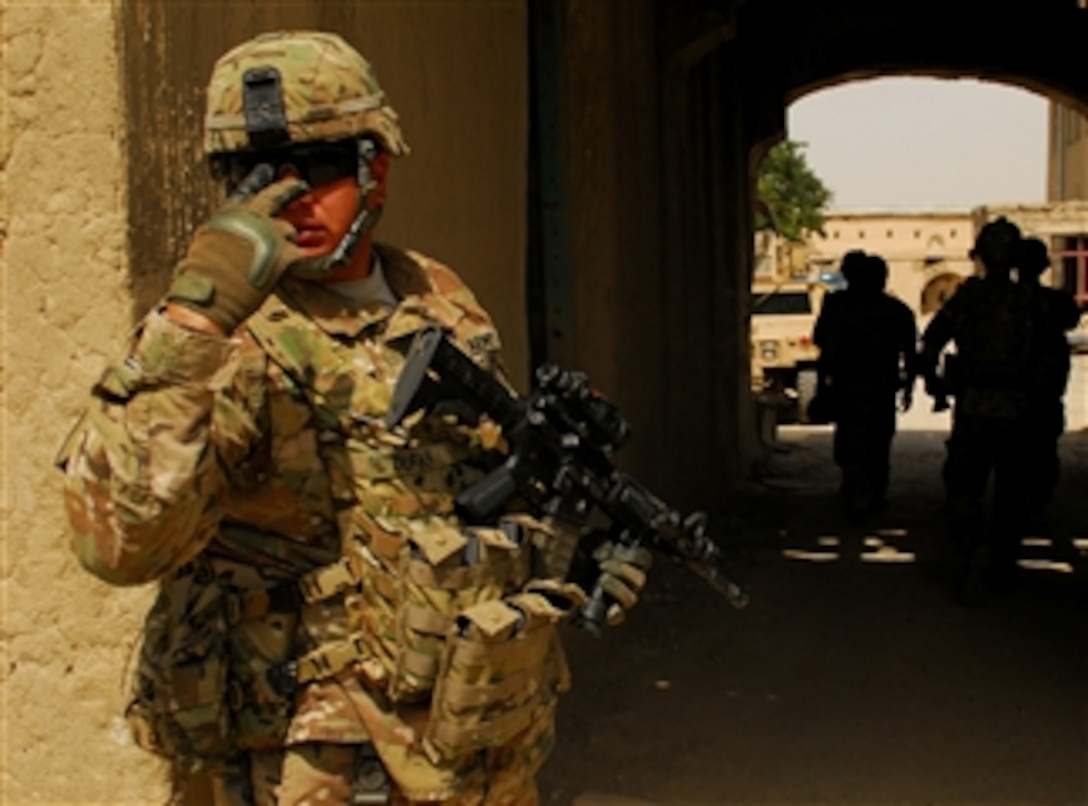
787, 77, 1049, 213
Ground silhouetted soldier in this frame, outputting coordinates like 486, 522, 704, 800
813, 249, 867, 377
810, 249, 867, 424
1016, 236, 1081, 519
918, 217, 1033, 604
813, 252, 916, 520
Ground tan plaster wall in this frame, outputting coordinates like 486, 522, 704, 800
2, 2, 169, 803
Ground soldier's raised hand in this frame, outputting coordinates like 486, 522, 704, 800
166, 168, 310, 334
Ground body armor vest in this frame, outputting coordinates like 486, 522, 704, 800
244, 277, 531, 704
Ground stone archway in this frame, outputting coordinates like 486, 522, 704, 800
610, 0, 1088, 506
921, 271, 968, 316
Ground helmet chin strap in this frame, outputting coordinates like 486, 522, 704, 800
289, 204, 383, 279
329, 201, 384, 269
291, 136, 382, 280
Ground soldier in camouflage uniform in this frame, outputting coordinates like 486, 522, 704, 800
918, 217, 1033, 604
57, 31, 649, 805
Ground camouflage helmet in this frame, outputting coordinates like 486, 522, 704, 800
204, 31, 409, 157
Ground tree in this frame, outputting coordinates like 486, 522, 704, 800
756, 139, 832, 242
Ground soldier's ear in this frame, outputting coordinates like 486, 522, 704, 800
367, 152, 391, 208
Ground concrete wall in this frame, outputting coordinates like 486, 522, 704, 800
2, 2, 168, 802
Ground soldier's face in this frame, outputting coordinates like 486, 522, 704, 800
278, 152, 390, 257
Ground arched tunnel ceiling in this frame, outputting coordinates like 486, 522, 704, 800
724, 0, 1088, 140
624, 0, 1088, 505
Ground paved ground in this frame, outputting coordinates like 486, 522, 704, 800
538, 376, 1088, 805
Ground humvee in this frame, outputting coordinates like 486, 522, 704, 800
750, 279, 831, 423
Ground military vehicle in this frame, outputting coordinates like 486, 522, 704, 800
749, 228, 840, 423
750, 279, 832, 423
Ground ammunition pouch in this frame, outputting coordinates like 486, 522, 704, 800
348, 512, 533, 703
423, 584, 582, 768
248, 513, 541, 709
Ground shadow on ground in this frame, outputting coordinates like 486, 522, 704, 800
539, 426, 1088, 805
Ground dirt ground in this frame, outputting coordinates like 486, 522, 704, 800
539, 410, 1088, 804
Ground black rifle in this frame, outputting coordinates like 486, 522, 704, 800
386, 326, 748, 632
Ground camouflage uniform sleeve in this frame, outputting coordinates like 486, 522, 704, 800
57, 311, 260, 586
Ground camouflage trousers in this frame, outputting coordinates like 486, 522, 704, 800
172, 743, 540, 806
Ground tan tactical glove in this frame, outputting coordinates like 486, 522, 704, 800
592, 540, 653, 627
166, 176, 310, 333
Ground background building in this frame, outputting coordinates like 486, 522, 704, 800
1049, 103, 1088, 202
1045, 104, 1088, 303
806, 210, 975, 321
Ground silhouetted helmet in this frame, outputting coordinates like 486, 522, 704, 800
969, 216, 1021, 267
839, 249, 867, 285
847, 253, 888, 293
864, 254, 889, 288
1016, 236, 1050, 279
203, 30, 409, 158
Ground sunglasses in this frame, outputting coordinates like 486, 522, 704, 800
213, 140, 363, 192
